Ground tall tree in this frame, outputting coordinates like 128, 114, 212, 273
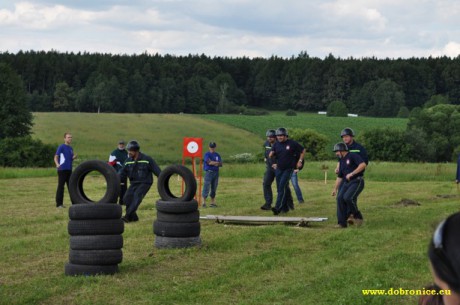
0, 63, 33, 138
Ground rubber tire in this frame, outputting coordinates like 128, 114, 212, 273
65, 262, 119, 276
153, 220, 200, 237
69, 203, 122, 220
68, 219, 124, 236
70, 235, 123, 250
154, 236, 202, 249
69, 160, 120, 204
157, 165, 197, 201
69, 249, 123, 265
156, 210, 199, 223
155, 200, 198, 214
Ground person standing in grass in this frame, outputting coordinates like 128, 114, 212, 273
54, 132, 76, 208
261, 129, 277, 210
335, 128, 368, 226
456, 153, 460, 184
108, 140, 128, 205
202, 142, 222, 208
269, 127, 305, 215
119, 140, 161, 222
331, 143, 366, 228
427, 212, 460, 305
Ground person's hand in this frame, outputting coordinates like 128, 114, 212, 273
272, 164, 277, 170
331, 189, 337, 196
73, 154, 77, 160
294, 169, 299, 173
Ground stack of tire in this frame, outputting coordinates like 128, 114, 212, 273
65, 160, 123, 276
154, 165, 201, 249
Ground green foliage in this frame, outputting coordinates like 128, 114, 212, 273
409, 104, 460, 161
228, 153, 257, 163
424, 94, 449, 108
289, 128, 328, 160
326, 100, 348, 117
0, 63, 33, 138
3, 51, 460, 117
240, 108, 270, 115
360, 128, 412, 162
397, 106, 410, 118
285, 109, 297, 116
0, 136, 56, 167
409, 107, 422, 118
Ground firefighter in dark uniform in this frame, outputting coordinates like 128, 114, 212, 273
261, 129, 277, 210
119, 140, 161, 222
269, 127, 305, 215
332, 143, 366, 228
335, 127, 368, 225
108, 140, 128, 205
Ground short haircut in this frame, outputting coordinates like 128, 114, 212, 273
64, 132, 72, 138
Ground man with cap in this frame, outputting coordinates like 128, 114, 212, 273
331, 143, 366, 228
261, 129, 277, 210
335, 127, 368, 225
269, 127, 305, 215
202, 142, 222, 208
108, 140, 128, 205
119, 140, 161, 222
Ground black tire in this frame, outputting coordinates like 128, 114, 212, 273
70, 235, 123, 250
157, 165, 197, 201
153, 220, 200, 237
154, 236, 202, 249
68, 219, 124, 236
155, 200, 198, 214
69, 160, 120, 204
69, 249, 123, 265
156, 210, 199, 223
65, 262, 119, 276
69, 203, 122, 220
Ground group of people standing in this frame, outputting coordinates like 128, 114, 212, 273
259, 126, 368, 227
54, 134, 222, 222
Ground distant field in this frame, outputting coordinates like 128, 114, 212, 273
204, 112, 408, 151
31, 113, 262, 164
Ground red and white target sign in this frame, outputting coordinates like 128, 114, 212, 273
183, 137, 203, 158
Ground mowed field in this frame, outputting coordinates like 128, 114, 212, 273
1, 112, 458, 305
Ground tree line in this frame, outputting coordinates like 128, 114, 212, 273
1, 50, 459, 116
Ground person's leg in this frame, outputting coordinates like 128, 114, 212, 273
342, 179, 365, 224
273, 169, 293, 214
201, 171, 212, 207
210, 172, 219, 207
336, 182, 348, 227
56, 170, 67, 207
119, 176, 127, 205
125, 183, 151, 221
290, 172, 304, 203
262, 167, 275, 208
285, 185, 294, 212
63, 170, 73, 204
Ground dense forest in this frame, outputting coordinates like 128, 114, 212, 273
1, 50, 459, 116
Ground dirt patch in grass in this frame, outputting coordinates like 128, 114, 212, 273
394, 198, 421, 206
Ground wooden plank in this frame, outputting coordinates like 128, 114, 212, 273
200, 215, 328, 224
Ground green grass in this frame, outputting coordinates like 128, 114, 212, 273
1, 174, 458, 305
31, 112, 263, 163
203, 112, 408, 152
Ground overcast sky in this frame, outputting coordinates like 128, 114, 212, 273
1, 0, 459, 59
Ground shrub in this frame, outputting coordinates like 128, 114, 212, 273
286, 109, 297, 116
289, 128, 328, 161
359, 128, 411, 162
397, 106, 410, 118
228, 153, 257, 163
327, 100, 348, 117
0, 136, 56, 167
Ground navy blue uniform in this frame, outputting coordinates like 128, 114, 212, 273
337, 153, 365, 227
271, 139, 304, 213
119, 152, 161, 221
348, 141, 368, 165
262, 140, 276, 207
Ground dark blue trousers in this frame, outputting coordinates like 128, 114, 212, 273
336, 178, 364, 226
263, 166, 276, 206
274, 168, 294, 213
123, 183, 151, 220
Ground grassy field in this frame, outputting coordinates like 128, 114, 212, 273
1, 169, 459, 305
1, 112, 457, 304
204, 112, 408, 151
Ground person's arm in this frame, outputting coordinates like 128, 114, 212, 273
296, 148, 306, 169
345, 162, 367, 181
54, 154, 60, 168
332, 177, 343, 196
149, 158, 162, 177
